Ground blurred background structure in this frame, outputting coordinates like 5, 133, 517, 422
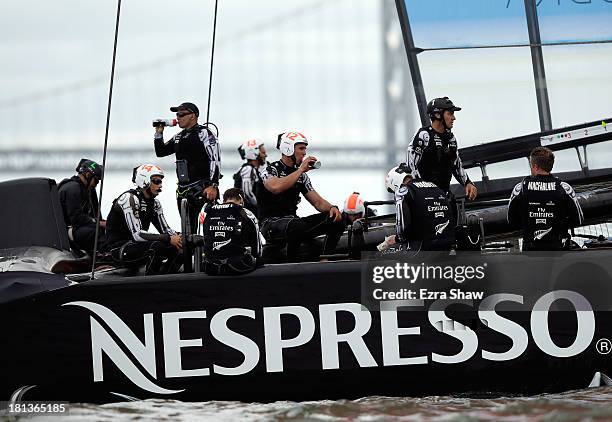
0, 0, 611, 227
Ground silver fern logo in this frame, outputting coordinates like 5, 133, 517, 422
434, 220, 449, 235
534, 227, 552, 240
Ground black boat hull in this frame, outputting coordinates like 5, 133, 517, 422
2, 251, 611, 403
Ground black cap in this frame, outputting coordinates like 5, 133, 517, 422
427, 97, 461, 115
170, 102, 199, 116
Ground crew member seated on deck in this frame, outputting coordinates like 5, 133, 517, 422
507, 147, 583, 251
406, 97, 477, 201
256, 131, 346, 262
233, 139, 267, 215
378, 164, 455, 252
201, 188, 262, 275
58, 158, 105, 254
103, 164, 182, 275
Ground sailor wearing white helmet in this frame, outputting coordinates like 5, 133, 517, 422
104, 164, 182, 275
378, 163, 455, 252
256, 131, 345, 262
233, 139, 267, 215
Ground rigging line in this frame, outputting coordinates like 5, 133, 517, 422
91, 0, 122, 281
0, 0, 338, 110
415, 39, 612, 53
206, 0, 219, 124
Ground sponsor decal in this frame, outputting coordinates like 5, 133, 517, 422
527, 181, 556, 191
435, 220, 450, 235
428, 204, 449, 212
63, 292, 595, 394
414, 182, 438, 189
529, 207, 554, 218
535, 218, 547, 224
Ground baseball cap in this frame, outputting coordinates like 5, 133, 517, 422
170, 102, 199, 116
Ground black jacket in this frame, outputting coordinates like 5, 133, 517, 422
256, 160, 314, 220
154, 124, 221, 186
507, 174, 583, 250
58, 176, 99, 228
406, 126, 471, 192
202, 202, 261, 259
394, 179, 455, 250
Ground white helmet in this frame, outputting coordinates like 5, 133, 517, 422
238, 138, 264, 161
385, 164, 411, 193
277, 131, 308, 156
343, 192, 366, 216
133, 164, 164, 189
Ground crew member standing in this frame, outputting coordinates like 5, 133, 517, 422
154, 102, 221, 233
201, 188, 261, 275
379, 164, 455, 252
406, 97, 477, 200
257, 131, 346, 262
233, 139, 267, 215
58, 158, 105, 254
507, 147, 583, 251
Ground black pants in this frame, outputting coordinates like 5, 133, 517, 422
523, 239, 567, 251
203, 253, 257, 276
176, 192, 207, 235
262, 213, 346, 262
72, 224, 106, 254
107, 240, 182, 275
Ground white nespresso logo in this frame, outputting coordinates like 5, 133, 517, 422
63, 291, 595, 394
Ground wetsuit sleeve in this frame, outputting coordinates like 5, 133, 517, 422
451, 152, 472, 187
406, 129, 429, 178
240, 166, 257, 206
394, 187, 411, 243
298, 173, 315, 195
560, 182, 584, 227
60, 182, 94, 227
154, 132, 177, 157
200, 127, 221, 184
116, 192, 170, 242
507, 182, 523, 228
151, 199, 178, 236
259, 164, 277, 180
242, 208, 262, 258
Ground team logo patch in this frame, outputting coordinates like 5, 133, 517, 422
534, 228, 553, 240
434, 220, 450, 235
213, 239, 232, 250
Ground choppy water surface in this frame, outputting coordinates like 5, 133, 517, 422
11, 388, 612, 421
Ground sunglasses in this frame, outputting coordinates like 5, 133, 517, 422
150, 178, 163, 185
176, 111, 194, 118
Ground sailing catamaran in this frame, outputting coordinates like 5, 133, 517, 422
2, 0, 612, 405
